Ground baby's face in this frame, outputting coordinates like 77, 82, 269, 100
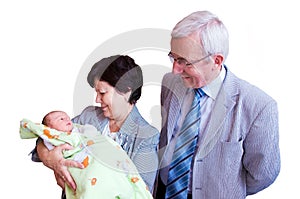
47, 111, 73, 132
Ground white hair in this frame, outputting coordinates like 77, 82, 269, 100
171, 11, 229, 61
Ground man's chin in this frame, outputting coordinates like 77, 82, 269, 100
182, 79, 193, 88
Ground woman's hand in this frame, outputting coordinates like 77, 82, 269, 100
37, 142, 84, 191
54, 170, 66, 189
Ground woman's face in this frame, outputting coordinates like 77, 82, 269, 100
94, 80, 132, 121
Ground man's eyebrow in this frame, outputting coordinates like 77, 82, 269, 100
170, 52, 188, 60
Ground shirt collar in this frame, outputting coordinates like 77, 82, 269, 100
201, 65, 226, 100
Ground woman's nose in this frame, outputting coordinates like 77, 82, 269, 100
95, 93, 102, 103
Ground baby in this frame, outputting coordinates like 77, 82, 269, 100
20, 111, 153, 199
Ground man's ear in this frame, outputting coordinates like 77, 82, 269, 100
213, 54, 224, 68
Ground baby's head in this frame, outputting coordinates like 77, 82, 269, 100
42, 111, 73, 132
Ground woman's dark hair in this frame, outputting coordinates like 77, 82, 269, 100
87, 55, 143, 104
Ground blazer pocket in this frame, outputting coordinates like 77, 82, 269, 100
219, 140, 243, 171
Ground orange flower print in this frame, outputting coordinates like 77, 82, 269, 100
86, 140, 94, 146
53, 135, 59, 139
131, 177, 139, 183
43, 129, 59, 139
90, 178, 97, 186
82, 156, 89, 168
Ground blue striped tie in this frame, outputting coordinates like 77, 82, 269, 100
165, 89, 203, 199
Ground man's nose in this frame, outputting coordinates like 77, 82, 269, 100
172, 62, 184, 74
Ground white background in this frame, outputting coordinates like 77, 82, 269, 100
1, 0, 299, 198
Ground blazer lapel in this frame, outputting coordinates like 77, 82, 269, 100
197, 70, 238, 159
159, 78, 188, 173
167, 79, 188, 141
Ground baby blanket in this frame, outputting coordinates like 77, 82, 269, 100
20, 118, 153, 199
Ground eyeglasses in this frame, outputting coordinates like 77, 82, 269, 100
168, 52, 212, 68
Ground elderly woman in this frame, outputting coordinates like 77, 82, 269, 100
33, 55, 160, 198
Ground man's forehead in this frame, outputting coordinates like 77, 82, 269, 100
170, 36, 203, 59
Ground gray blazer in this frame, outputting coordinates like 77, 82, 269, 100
157, 67, 280, 198
72, 105, 160, 192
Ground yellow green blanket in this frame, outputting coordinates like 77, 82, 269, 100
20, 118, 153, 199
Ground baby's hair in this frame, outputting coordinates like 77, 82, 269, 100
42, 110, 62, 126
